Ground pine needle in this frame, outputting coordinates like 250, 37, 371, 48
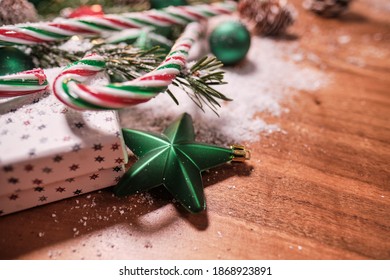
29, 43, 165, 82
101, 45, 165, 81
30, 43, 231, 115
170, 56, 232, 115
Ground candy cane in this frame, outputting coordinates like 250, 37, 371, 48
53, 22, 201, 110
0, 69, 48, 97
0, 2, 236, 46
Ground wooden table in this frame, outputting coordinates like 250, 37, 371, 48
0, 0, 389, 260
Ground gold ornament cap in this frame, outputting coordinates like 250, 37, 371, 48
231, 144, 251, 162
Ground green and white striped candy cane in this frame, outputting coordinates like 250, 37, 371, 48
53, 22, 201, 110
0, 1, 236, 45
0, 69, 48, 97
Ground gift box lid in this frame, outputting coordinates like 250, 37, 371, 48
0, 92, 128, 196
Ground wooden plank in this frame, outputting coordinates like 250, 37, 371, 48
0, 0, 389, 259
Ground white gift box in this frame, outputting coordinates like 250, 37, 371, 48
0, 92, 127, 216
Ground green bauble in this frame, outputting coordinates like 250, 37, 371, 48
209, 21, 251, 66
149, 0, 187, 9
0, 47, 35, 76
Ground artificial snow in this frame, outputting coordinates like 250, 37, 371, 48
18, 35, 328, 147
119, 36, 328, 145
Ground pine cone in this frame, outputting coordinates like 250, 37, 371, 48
238, 0, 296, 36
303, 0, 352, 18
0, 0, 38, 26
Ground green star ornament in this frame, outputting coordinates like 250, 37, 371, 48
114, 113, 250, 213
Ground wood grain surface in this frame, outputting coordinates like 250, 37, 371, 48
0, 0, 389, 260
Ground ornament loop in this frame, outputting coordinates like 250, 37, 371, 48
231, 144, 251, 162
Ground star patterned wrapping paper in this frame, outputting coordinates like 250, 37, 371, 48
0, 92, 128, 216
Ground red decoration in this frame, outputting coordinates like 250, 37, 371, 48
68, 5, 104, 18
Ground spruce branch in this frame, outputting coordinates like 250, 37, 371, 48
170, 56, 232, 115
29, 42, 231, 114
28, 43, 82, 68
97, 45, 166, 81
29, 42, 165, 81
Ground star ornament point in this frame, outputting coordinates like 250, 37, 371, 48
114, 113, 250, 214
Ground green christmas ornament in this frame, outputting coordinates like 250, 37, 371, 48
0, 47, 35, 76
209, 21, 251, 66
115, 113, 250, 213
149, 0, 188, 9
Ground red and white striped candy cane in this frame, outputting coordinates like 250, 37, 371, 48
53, 22, 201, 110
0, 69, 48, 97
0, 2, 236, 45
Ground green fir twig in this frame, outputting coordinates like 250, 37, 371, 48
29, 43, 83, 68
29, 42, 231, 114
29, 43, 165, 81
99, 45, 166, 81
171, 56, 232, 115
